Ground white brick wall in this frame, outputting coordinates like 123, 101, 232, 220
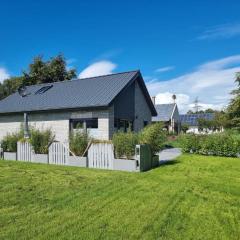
0, 114, 23, 141
0, 108, 114, 143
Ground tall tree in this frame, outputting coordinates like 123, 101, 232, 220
227, 72, 240, 131
0, 54, 77, 100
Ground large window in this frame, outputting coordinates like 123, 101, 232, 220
114, 118, 133, 132
71, 118, 98, 130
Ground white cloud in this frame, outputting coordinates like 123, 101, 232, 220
155, 66, 175, 73
197, 23, 240, 40
147, 55, 240, 113
155, 92, 190, 112
0, 67, 10, 83
79, 61, 117, 79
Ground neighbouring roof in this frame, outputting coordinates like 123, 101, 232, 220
0, 70, 157, 116
152, 103, 176, 122
180, 113, 214, 126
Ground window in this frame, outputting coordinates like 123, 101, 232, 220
35, 85, 53, 95
144, 121, 148, 127
114, 118, 133, 132
71, 118, 98, 130
86, 119, 98, 128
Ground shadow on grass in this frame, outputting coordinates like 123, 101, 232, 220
159, 159, 180, 167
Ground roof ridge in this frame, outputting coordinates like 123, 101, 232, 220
24, 70, 140, 89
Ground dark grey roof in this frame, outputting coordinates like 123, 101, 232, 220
152, 103, 176, 121
0, 70, 157, 116
180, 113, 214, 126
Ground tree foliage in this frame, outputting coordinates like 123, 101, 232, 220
197, 111, 228, 132
227, 72, 240, 131
0, 54, 76, 100
181, 123, 189, 133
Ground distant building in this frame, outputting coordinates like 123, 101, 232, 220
180, 113, 214, 133
152, 103, 180, 133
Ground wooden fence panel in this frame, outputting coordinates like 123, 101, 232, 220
17, 141, 34, 162
49, 142, 69, 165
88, 143, 114, 169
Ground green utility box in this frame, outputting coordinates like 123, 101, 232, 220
135, 144, 152, 171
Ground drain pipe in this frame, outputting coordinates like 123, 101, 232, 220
24, 112, 30, 139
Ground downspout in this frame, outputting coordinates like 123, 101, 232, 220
24, 112, 30, 139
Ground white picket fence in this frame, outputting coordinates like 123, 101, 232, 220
49, 142, 69, 165
88, 143, 114, 169
15, 141, 116, 170
17, 141, 34, 162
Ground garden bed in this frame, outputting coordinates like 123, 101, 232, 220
3, 152, 17, 161
113, 158, 138, 172
33, 154, 48, 164
68, 156, 87, 167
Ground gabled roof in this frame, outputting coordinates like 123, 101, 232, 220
152, 103, 176, 122
180, 113, 214, 126
0, 70, 157, 116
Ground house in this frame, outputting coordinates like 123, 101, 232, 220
180, 113, 214, 133
152, 103, 180, 133
0, 70, 157, 142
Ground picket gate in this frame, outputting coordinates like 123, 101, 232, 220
49, 142, 69, 165
88, 143, 114, 169
17, 141, 34, 162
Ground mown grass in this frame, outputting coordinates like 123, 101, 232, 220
0, 154, 240, 240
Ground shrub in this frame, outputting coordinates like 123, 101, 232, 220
70, 132, 89, 156
1, 127, 54, 154
112, 131, 139, 159
29, 128, 55, 154
1, 131, 23, 152
179, 133, 240, 157
139, 122, 167, 154
178, 134, 203, 153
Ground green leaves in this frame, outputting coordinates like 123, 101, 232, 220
139, 122, 167, 154
227, 72, 240, 131
112, 132, 138, 159
112, 123, 167, 159
69, 132, 89, 156
179, 133, 240, 157
0, 54, 77, 100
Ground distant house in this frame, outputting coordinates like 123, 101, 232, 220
0, 70, 157, 142
180, 113, 214, 133
152, 103, 180, 133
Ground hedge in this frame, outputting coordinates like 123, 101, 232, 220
179, 133, 240, 157
1, 127, 54, 154
112, 132, 138, 159
112, 123, 166, 159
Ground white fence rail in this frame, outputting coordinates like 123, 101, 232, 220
17, 141, 34, 162
88, 143, 114, 169
49, 142, 69, 165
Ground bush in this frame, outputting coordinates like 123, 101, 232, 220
29, 128, 55, 154
1, 127, 54, 154
70, 132, 89, 156
178, 134, 203, 153
112, 132, 139, 159
139, 122, 166, 154
1, 131, 23, 152
179, 133, 240, 157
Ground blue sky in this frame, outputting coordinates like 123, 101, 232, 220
1, 0, 240, 112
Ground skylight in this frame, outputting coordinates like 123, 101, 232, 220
35, 85, 53, 95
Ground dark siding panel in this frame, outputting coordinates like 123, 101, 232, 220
113, 82, 135, 120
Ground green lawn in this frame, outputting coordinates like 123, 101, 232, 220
0, 155, 240, 240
